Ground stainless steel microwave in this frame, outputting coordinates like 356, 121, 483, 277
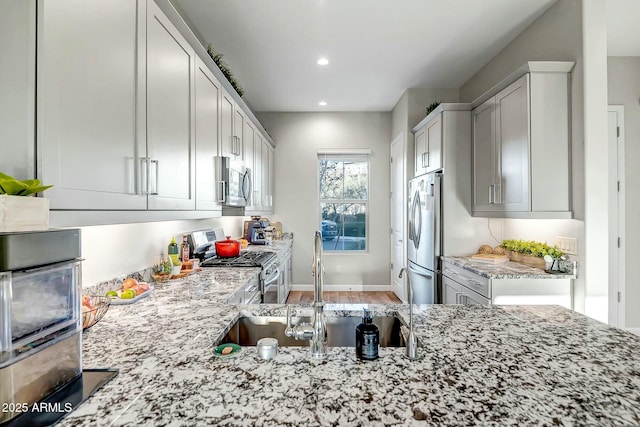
216, 156, 252, 207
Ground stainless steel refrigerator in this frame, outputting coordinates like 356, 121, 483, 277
407, 171, 442, 304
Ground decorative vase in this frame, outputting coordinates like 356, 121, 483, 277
507, 250, 546, 270
0, 195, 49, 232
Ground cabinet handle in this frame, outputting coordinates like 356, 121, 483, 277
444, 267, 457, 276
217, 181, 227, 203
150, 160, 159, 196
455, 292, 463, 304
494, 184, 501, 204
140, 157, 149, 195
488, 185, 494, 204
425, 151, 430, 167
465, 278, 482, 287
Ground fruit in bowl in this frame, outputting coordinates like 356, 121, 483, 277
105, 278, 151, 300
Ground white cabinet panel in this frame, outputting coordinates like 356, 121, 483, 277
495, 76, 530, 212
39, 0, 147, 209
243, 120, 256, 208
414, 127, 426, 177
472, 65, 572, 218
146, 1, 195, 210
220, 90, 235, 157
413, 112, 443, 176
194, 57, 221, 211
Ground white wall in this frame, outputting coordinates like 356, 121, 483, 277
0, 0, 36, 180
79, 216, 244, 287
257, 112, 392, 289
608, 56, 640, 328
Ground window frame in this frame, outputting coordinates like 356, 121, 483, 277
317, 149, 371, 254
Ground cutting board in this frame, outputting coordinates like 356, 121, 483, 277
470, 254, 509, 264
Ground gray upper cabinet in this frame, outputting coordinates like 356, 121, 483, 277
413, 112, 442, 177
39, 0, 147, 210
472, 62, 574, 218
194, 57, 222, 211
146, 1, 195, 210
219, 89, 245, 161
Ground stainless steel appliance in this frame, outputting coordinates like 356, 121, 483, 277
200, 251, 278, 303
407, 172, 442, 304
216, 156, 252, 207
186, 228, 225, 260
243, 219, 270, 245
0, 229, 83, 424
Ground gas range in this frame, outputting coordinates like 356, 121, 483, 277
200, 251, 277, 268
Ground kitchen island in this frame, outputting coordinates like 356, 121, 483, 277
56, 271, 640, 426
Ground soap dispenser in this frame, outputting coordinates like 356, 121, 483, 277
356, 309, 379, 360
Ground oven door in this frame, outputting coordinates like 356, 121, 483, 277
262, 266, 281, 304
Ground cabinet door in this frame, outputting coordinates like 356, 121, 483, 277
147, 1, 195, 210
414, 127, 426, 177
461, 288, 491, 305
267, 144, 275, 210
495, 74, 530, 212
443, 276, 462, 304
234, 108, 246, 161
472, 98, 496, 212
261, 139, 270, 207
39, 0, 147, 209
194, 57, 221, 211
243, 120, 256, 209
251, 131, 263, 211
220, 90, 235, 158
425, 113, 442, 173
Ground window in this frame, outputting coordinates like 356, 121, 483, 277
318, 150, 370, 252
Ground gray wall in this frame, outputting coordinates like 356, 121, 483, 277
257, 112, 392, 289
0, 0, 36, 180
458, 0, 593, 316
608, 56, 640, 328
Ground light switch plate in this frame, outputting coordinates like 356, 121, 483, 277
555, 236, 577, 255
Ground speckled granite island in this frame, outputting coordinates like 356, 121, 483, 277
57, 248, 640, 426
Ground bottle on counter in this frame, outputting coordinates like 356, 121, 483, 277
168, 236, 179, 266
356, 309, 379, 361
180, 234, 190, 261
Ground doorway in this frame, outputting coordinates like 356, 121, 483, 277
390, 133, 406, 301
608, 105, 625, 328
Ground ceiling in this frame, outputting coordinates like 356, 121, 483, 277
174, 0, 639, 113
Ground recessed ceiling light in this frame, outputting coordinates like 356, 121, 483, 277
316, 57, 329, 66
318, 101, 327, 106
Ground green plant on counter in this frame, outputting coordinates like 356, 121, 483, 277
500, 239, 565, 258
152, 260, 172, 274
0, 172, 52, 196
206, 44, 244, 97
424, 101, 441, 117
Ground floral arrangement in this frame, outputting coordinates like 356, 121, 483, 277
206, 44, 244, 97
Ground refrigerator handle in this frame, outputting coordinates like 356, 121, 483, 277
413, 191, 422, 250
433, 174, 442, 259
408, 264, 433, 279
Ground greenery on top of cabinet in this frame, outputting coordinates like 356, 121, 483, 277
424, 101, 441, 117
501, 239, 565, 258
206, 44, 244, 97
0, 172, 52, 196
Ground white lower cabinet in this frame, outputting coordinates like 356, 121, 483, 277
442, 260, 572, 308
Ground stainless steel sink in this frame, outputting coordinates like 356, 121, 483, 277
221, 315, 406, 347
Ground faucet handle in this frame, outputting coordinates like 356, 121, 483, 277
285, 306, 294, 337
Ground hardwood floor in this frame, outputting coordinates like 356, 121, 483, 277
286, 291, 401, 304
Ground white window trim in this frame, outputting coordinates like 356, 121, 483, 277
317, 150, 371, 254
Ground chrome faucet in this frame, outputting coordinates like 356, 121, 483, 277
285, 231, 328, 359
399, 268, 418, 359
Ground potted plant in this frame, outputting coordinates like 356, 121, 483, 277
0, 172, 52, 232
500, 239, 565, 269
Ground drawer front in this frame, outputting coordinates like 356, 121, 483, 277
442, 262, 490, 298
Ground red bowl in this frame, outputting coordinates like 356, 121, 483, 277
215, 237, 240, 257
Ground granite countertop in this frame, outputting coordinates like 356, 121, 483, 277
442, 255, 577, 279
60, 262, 640, 425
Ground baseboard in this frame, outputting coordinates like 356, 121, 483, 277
291, 284, 393, 292
626, 328, 640, 337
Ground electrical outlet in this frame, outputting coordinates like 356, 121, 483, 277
554, 237, 577, 255
336, 264, 342, 273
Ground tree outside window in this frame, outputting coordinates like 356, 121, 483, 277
318, 152, 369, 252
